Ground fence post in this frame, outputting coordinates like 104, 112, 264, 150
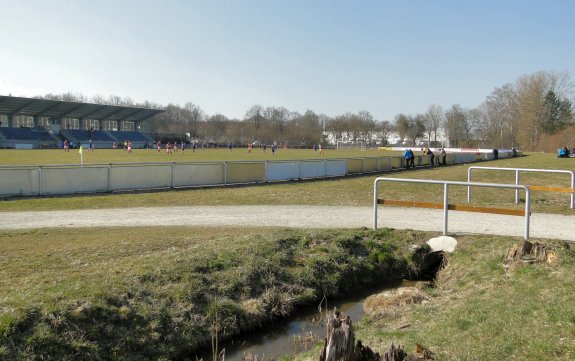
171, 162, 176, 188
108, 163, 112, 192
467, 167, 472, 202
38, 166, 43, 196
224, 161, 227, 184
443, 183, 449, 235
525, 188, 531, 240
515, 170, 520, 204
571, 171, 574, 209
373, 179, 378, 229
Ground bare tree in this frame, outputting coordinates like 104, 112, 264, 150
444, 105, 466, 147
376, 120, 394, 146
183, 102, 205, 139
406, 114, 426, 146
203, 114, 229, 144
424, 104, 444, 145
358, 111, 376, 143
394, 113, 409, 145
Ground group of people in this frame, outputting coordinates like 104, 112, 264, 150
404, 147, 447, 169
155, 141, 187, 155
112, 141, 133, 153
63, 139, 94, 152
558, 146, 574, 158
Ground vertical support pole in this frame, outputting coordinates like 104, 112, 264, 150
443, 183, 449, 235
515, 170, 520, 204
570, 171, 574, 209
224, 161, 228, 184
373, 179, 379, 229
388, 157, 392, 171
467, 167, 472, 203
38, 166, 43, 196
108, 163, 112, 192
171, 162, 175, 188
524, 188, 531, 240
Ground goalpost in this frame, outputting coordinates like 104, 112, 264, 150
336, 140, 368, 151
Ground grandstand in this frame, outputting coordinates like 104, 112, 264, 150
0, 95, 163, 149
0, 127, 59, 149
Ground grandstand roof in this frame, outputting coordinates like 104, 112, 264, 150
0, 95, 164, 123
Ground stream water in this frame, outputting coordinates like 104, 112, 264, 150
196, 280, 413, 361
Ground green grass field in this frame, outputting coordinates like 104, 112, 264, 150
0, 147, 398, 165
1, 150, 573, 215
1, 149, 575, 360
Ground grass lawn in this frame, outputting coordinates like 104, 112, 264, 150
0, 148, 400, 165
0, 151, 573, 215
293, 233, 575, 361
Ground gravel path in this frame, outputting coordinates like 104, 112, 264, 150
1, 205, 574, 241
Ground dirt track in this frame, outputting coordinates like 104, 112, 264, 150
1, 205, 574, 241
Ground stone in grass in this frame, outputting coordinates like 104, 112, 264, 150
427, 236, 457, 253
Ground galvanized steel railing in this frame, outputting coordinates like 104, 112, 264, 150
374, 177, 532, 240
467, 166, 574, 209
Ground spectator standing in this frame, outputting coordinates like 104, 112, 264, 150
403, 148, 412, 169
425, 148, 434, 166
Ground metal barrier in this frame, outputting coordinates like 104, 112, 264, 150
467, 166, 574, 209
373, 177, 531, 240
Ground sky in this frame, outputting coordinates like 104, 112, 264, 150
1, 0, 574, 121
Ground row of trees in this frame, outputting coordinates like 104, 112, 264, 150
394, 70, 574, 150
146, 70, 574, 150
148, 105, 392, 146
35, 70, 574, 149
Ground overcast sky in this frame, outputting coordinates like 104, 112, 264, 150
1, 0, 573, 121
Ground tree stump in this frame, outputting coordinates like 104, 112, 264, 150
506, 240, 555, 264
319, 309, 356, 361
318, 308, 434, 361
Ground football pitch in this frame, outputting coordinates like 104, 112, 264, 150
0, 147, 401, 166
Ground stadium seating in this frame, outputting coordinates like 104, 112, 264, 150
110, 131, 154, 142
0, 127, 56, 141
61, 129, 115, 142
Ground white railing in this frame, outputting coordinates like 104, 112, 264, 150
467, 166, 574, 209
374, 177, 531, 240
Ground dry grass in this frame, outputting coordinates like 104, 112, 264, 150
363, 286, 432, 318
354, 235, 575, 361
